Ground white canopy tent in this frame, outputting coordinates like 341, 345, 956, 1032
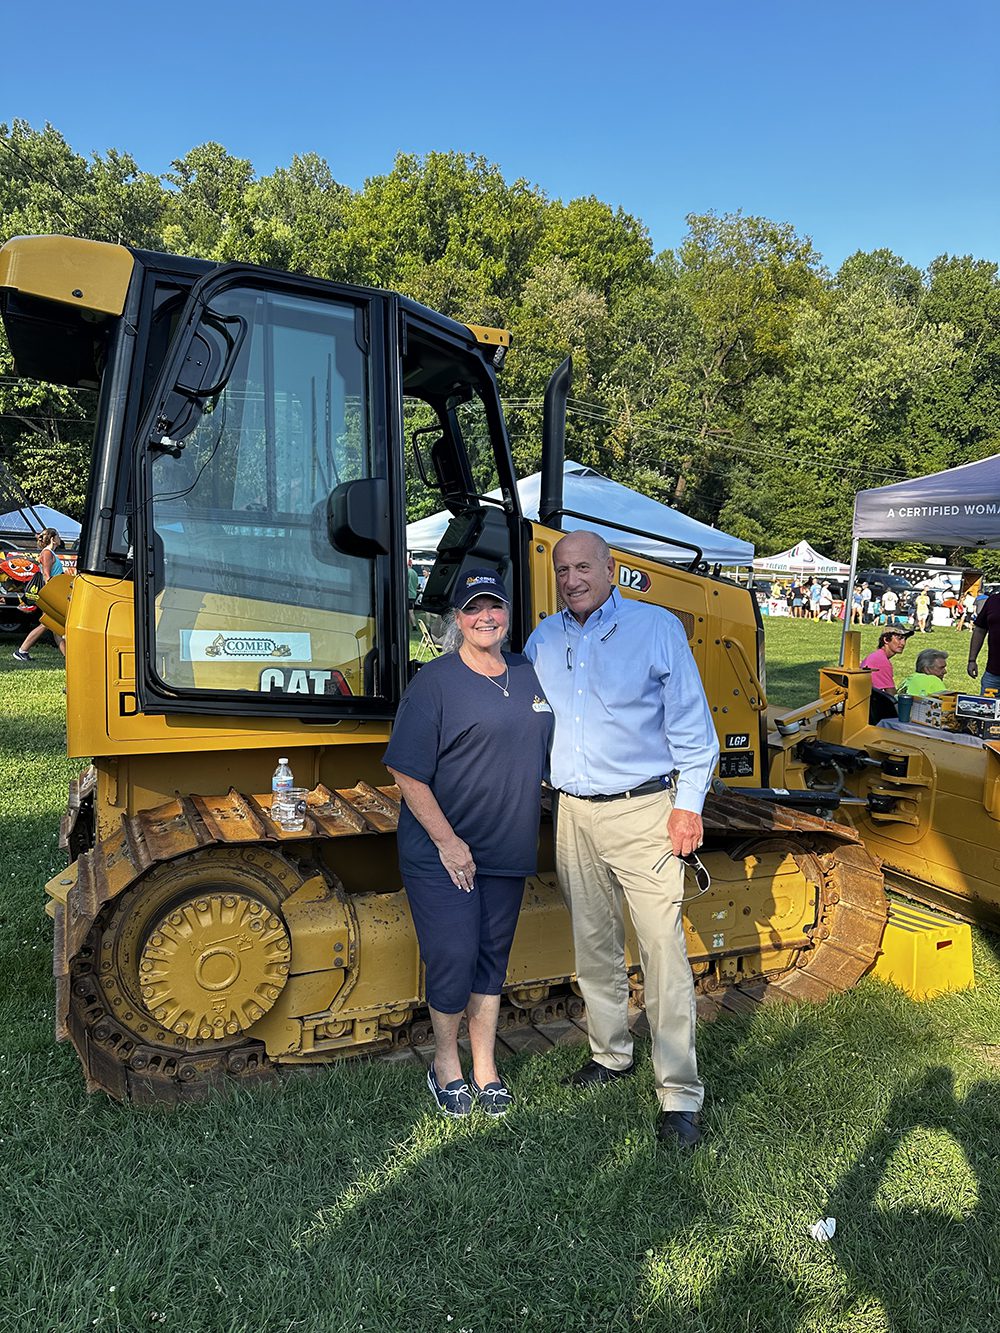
407, 461, 754, 567
840, 453, 1000, 660
753, 540, 850, 578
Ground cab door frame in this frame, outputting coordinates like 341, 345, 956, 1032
132, 263, 409, 721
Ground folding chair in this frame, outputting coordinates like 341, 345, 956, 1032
415, 618, 442, 662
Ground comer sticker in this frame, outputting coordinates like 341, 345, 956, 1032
180, 630, 313, 662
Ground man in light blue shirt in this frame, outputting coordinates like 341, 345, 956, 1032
525, 530, 719, 1148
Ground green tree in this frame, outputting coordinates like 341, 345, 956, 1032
718, 282, 961, 555
340, 151, 545, 321
503, 257, 610, 476
909, 254, 1000, 464
224, 153, 351, 277
664, 211, 827, 508
596, 257, 706, 504
837, 248, 923, 304
161, 142, 255, 260
537, 195, 653, 301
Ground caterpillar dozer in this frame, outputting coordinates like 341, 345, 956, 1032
768, 640, 1000, 931
1, 234, 890, 1104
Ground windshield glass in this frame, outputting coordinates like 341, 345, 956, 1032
146, 286, 379, 702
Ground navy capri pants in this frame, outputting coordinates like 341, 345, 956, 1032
404, 872, 525, 1014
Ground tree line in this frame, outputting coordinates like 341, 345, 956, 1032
2, 119, 999, 571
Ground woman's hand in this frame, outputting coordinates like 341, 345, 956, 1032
437, 835, 476, 892
386, 768, 477, 892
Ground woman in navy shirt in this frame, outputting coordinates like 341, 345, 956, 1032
383, 569, 553, 1118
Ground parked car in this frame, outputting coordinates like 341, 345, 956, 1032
858, 568, 918, 604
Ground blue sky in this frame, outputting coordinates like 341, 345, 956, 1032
4, 0, 998, 272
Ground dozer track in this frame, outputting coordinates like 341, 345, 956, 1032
47, 770, 888, 1104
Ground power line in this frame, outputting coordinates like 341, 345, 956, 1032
0, 132, 100, 236
0, 413, 96, 426
504, 394, 913, 482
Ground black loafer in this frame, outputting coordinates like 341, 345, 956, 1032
563, 1058, 635, 1088
656, 1109, 701, 1149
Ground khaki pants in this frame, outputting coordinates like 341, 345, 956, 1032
555, 788, 703, 1112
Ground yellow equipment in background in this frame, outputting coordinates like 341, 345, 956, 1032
769, 631, 1000, 932
2, 235, 891, 1103
871, 901, 974, 1001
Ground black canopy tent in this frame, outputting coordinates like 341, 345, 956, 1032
840, 453, 1000, 661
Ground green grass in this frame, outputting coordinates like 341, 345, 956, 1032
761, 617, 976, 710
3, 637, 1000, 1331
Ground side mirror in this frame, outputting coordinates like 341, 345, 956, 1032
328, 477, 390, 558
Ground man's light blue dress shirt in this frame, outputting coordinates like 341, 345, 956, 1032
524, 587, 720, 813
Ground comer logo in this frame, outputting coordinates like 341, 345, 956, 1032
205, 634, 292, 658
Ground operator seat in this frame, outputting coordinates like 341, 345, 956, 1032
869, 688, 899, 725
417, 506, 512, 614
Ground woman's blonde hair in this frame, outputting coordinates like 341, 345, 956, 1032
37, 527, 60, 549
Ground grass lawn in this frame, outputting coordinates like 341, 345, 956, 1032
3, 634, 1000, 1332
761, 616, 977, 711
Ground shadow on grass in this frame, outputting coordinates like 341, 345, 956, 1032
3, 977, 997, 1332
825, 1065, 1000, 1332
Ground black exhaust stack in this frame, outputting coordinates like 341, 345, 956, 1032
539, 356, 572, 527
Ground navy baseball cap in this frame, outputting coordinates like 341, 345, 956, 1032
453, 568, 511, 610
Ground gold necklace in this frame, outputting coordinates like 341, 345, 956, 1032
461, 650, 510, 697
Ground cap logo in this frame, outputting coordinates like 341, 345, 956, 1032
466, 574, 493, 587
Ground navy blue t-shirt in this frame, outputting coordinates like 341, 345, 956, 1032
382, 651, 554, 879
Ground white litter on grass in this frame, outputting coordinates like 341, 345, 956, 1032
809, 1217, 837, 1242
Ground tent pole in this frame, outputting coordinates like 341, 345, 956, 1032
839, 538, 860, 665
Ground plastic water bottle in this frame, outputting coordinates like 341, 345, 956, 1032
272, 757, 294, 825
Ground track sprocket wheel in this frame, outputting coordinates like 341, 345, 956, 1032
68, 845, 306, 1102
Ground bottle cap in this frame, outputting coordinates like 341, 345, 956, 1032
278, 757, 288, 764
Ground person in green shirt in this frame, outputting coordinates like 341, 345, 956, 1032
900, 648, 949, 697
407, 557, 420, 627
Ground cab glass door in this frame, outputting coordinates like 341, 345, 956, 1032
136, 276, 396, 716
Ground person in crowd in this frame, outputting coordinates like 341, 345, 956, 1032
861, 627, 913, 695
525, 531, 719, 1150
406, 556, 420, 628
900, 648, 949, 697
956, 589, 976, 631
870, 595, 883, 625
383, 569, 552, 1118
809, 579, 823, 620
850, 587, 863, 624
818, 581, 834, 621
12, 527, 66, 663
967, 589, 1000, 693
790, 581, 805, 618
881, 587, 900, 625
914, 589, 932, 633
860, 582, 872, 623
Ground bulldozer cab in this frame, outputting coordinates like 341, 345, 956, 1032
0, 237, 522, 724
132, 263, 522, 721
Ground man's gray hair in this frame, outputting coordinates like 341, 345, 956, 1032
914, 647, 947, 674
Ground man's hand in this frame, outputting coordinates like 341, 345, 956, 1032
667, 808, 703, 858
968, 660, 979, 678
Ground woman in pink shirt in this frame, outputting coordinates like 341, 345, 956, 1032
861, 628, 913, 694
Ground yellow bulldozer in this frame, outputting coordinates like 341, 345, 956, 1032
1, 234, 904, 1103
